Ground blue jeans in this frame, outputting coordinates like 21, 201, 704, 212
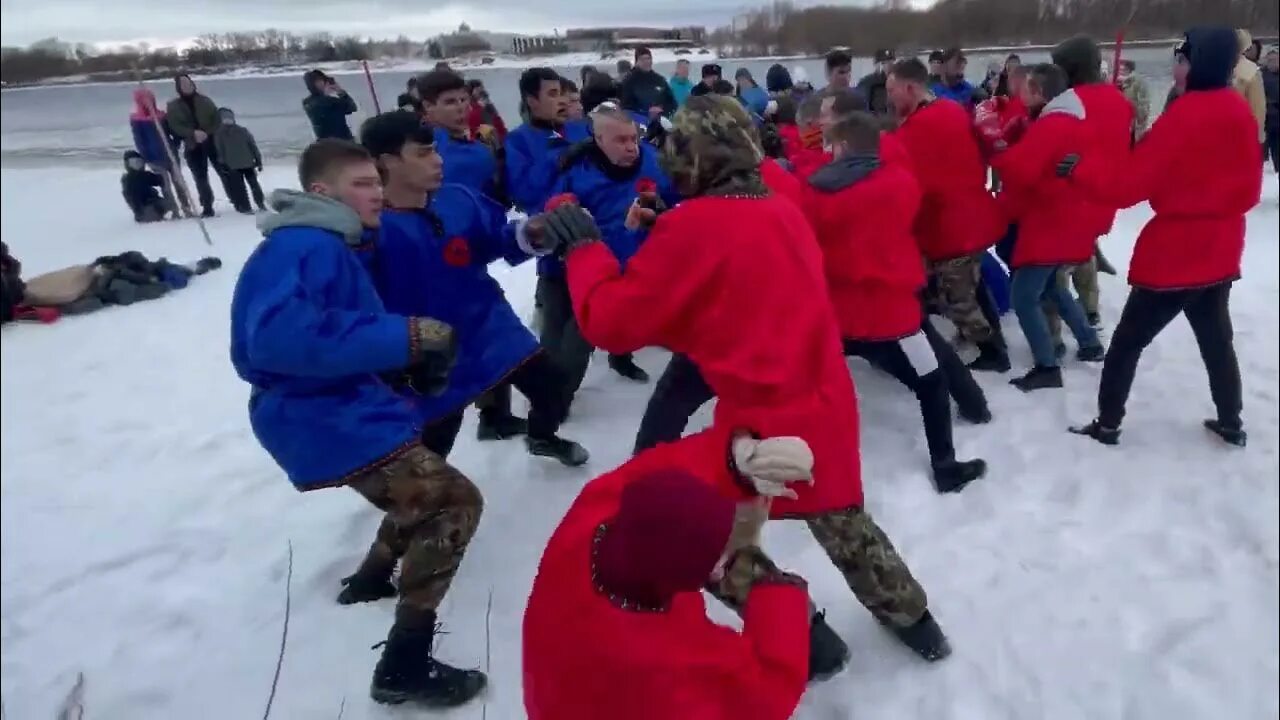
1011, 265, 1100, 368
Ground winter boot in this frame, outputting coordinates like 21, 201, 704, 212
1068, 418, 1120, 446
967, 341, 1010, 373
1054, 342, 1067, 360
337, 572, 397, 605
526, 435, 590, 467
887, 610, 951, 661
1087, 312, 1102, 329
1010, 365, 1063, 392
256, 200, 269, 212
608, 354, 651, 383
476, 413, 528, 441
200, 206, 215, 218
370, 621, 487, 707
808, 611, 850, 682
932, 459, 987, 494
959, 404, 993, 425
1076, 344, 1105, 363
1204, 419, 1247, 447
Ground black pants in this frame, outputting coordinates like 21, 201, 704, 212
1266, 127, 1279, 173
921, 318, 989, 418
535, 275, 635, 406
633, 353, 715, 454
1098, 283, 1242, 429
225, 168, 264, 210
419, 351, 569, 458
183, 142, 218, 212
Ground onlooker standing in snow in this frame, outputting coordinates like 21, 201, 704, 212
734, 68, 769, 117
669, 58, 694, 107
619, 46, 676, 119
120, 151, 171, 222
931, 47, 979, 109
166, 73, 225, 217
995, 53, 1021, 97
856, 49, 895, 115
129, 87, 191, 217
301, 69, 358, 141
212, 107, 265, 213
561, 78, 584, 122
465, 79, 508, 144
396, 77, 423, 115
1117, 59, 1151, 142
1263, 47, 1279, 172
1165, 43, 1190, 111
689, 63, 722, 98
615, 59, 632, 81
1232, 30, 1267, 144
1064, 27, 1262, 448
927, 50, 945, 86
825, 49, 853, 91
765, 63, 793, 97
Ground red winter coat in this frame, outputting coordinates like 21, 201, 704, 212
802, 160, 926, 341
1072, 83, 1134, 237
777, 123, 802, 162
1071, 88, 1262, 290
568, 195, 863, 516
522, 428, 810, 720
892, 99, 1004, 261
467, 102, 508, 142
786, 126, 831, 181
760, 157, 803, 208
990, 90, 1094, 269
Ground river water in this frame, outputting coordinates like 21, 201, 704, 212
0, 48, 1176, 168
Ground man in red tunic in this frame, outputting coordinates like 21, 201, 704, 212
536, 95, 953, 668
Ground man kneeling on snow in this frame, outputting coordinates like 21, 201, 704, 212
523, 428, 814, 720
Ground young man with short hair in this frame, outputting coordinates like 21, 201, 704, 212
418, 69, 503, 203
620, 45, 677, 119
825, 50, 853, 90
504, 67, 590, 216
857, 49, 896, 115
931, 47, 979, 108
230, 139, 487, 708
669, 58, 694, 106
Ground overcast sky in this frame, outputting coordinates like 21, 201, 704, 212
0, 0, 907, 48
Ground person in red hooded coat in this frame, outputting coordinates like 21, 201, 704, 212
1064, 27, 1261, 448
887, 57, 1011, 373
523, 427, 814, 720
535, 95, 953, 669
803, 111, 991, 493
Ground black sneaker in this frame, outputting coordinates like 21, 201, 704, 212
337, 572, 397, 605
808, 611, 850, 681
608, 354, 651, 383
1204, 419, 1247, 447
370, 623, 486, 707
1068, 419, 1120, 446
932, 458, 987, 494
476, 413, 528, 441
1087, 312, 1102, 328
236, 206, 254, 215
526, 435, 590, 466
967, 342, 1010, 373
1076, 344, 1105, 362
888, 610, 952, 662
1010, 365, 1063, 392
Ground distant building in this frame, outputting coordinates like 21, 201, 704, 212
513, 36, 568, 55
510, 26, 705, 55
433, 24, 492, 57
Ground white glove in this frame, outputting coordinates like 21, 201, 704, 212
731, 436, 815, 500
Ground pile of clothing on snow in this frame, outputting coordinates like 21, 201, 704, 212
1, 242, 221, 324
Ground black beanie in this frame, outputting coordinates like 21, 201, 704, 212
1051, 35, 1103, 87
765, 64, 793, 93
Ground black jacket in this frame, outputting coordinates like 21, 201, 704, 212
120, 152, 165, 219
301, 71, 358, 140
1263, 68, 1279, 130
620, 69, 676, 116
856, 71, 890, 115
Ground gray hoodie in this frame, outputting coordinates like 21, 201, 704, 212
257, 189, 364, 245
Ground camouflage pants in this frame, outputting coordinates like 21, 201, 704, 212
929, 254, 993, 344
708, 506, 928, 629
347, 445, 483, 629
1047, 258, 1100, 342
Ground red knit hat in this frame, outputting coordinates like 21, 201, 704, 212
595, 469, 737, 610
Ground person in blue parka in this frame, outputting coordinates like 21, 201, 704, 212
416, 69, 506, 205
230, 138, 489, 709
504, 67, 591, 216
540, 102, 680, 406
360, 111, 589, 467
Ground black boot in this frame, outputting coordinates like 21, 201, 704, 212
1204, 419, 1247, 447
932, 459, 986, 494
200, 206, 215, 218
958, 404, 992, 424
526, 435, 590, 466
608, 354, 650, 383
808, 611, 850, 681
476, 413, 528, 441
1076, 344, 1105, 362
370, 621, 487, 707
1068, 418, 1120, 446
1010, 365, 1062, 392
888, 610, 951, 662
337, 572, 397, 605
967, 341, 1010, 372
1087, 312, 1102, 328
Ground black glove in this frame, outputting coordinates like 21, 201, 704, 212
1056, 153, 1080, 178
556, 139, 595, 172
759, 122, 784, 159
386, 318, 458, 397
543, 203, 602, 257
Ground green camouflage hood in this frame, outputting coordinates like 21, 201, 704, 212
660, 95, 768, 199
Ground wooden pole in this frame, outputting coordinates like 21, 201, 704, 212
134, 69, 212, 245
362, 60, 381, 114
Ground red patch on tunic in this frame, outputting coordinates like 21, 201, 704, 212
443, 236, 471, 267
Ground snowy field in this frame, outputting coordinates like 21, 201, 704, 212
1, 164, 1278, 720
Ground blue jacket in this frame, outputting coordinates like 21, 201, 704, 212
931, 79, 977, 109
542, 142, 677, 278
230, 190, 419, 490
362, 184, 539, 423
503, 120, 591, 215
669, 75, 694, 106
130, 118, 177, 168
738, 85, 770, 116
434, 127, 500, 202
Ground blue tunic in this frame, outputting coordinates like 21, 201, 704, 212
503, 121, 591, 215
434, 127, 500, 202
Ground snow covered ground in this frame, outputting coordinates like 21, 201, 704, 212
1, 165, 1277, 720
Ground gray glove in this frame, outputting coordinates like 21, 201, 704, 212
543, 202, 602, 257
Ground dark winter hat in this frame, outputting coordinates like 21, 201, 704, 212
874, 48, 896, 63
123, 150, 144, 168
303, 69, 330, 94
1183, 27, 1240, 91
662, 94, 766, 198
1051, 35, 1103, 87
734, 67, 755, 82
928, 50, 945, 64
594, 469, 736, 609
702, 63, 722, 79
765, 63, 793, 93
634, 45, 652, 61
580, 75, 619, 115
941, 46, 966, 63
173, 73, 195, 94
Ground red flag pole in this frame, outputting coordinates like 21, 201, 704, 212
362, 60, 381, 113
1112, 2, 1139, 84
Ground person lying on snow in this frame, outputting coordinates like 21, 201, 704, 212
357, 110, 589, 466
523, 427, 815, 720
1061, 26, 1262, 449
229, 139, 487, 709
533, 95, 954, 678
543, 101, 680, 400
803, 111, 991, 493
120, 150, 173, 223
986, 63, 1105, 393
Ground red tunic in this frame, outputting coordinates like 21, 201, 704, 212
567, 195, 864, 516
522, 428, 810, 720
1072, 83, 1134, 237
760, 157, 803, 208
